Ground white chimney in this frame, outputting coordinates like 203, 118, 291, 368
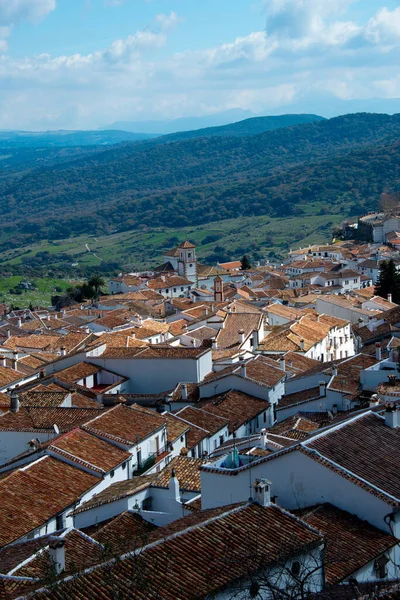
388, 293, 393, 303
6, 329, 10, 339
299, 339, 305, 352
238, 329, 245, 345
12, 352, 18, 370
62, 309, 67, 317
212, 338, 218, 350
239, 357, 247, 378
375, 342, 382, 361
202, 306, 208, 316
368, 320, 376, 333
279, 357, 285, 371
385, 404, 399, 428
10, 390, 19, 413
332, 365, 338, 377
168, 469, 180, 502
369, 394, 380, 408
253, 478, 271, 507
260, 428, 268, 449
48, 537, 65, 575
17, 318, 22, 328
0, 356, 6, 368
181, 384, 188, 401
60, 347, 66, 357
319, 381, 326, 397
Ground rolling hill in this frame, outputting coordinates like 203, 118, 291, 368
0, 112, 399, 275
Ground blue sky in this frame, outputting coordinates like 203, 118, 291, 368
0, 0, 400, 129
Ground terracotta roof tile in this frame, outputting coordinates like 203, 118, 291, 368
300, 503, 397, 585
82, 404, 166, 446
305, 412, 400, 502
153, 456, 206, 492
0, 457, 98, 547
27, 503, 323, 600
49, 428, 131, 473
198, 390, 269, 433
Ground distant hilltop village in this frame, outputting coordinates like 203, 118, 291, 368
0, 228, 400, 597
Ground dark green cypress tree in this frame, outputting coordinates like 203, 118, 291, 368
375, 259, 400, 303
241, 255, 251, 270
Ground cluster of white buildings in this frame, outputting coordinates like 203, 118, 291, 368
0, 238, 399, 598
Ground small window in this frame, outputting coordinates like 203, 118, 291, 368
375, 555, 389, 579
166, 289, 169, 293
122, 462, 126, 470
110, 469, 115, 478
174, 288, 177, 292
219, 435, 224, 446
180, 435, 184, 442
56, 514, 64, 531
354, 279, 357, 283
181, 287, 184, 291
189, 264, 193, 268
291, 561, 301, 577
263, 412, 267, 423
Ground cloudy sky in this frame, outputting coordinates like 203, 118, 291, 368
1, 0, 400, 129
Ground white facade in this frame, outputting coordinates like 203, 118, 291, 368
88, 350, 213, 394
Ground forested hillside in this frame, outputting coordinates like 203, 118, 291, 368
0, 113, 399, 252
154, 114, 325, 142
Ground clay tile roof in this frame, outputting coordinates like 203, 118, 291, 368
91, 511, 156, 553
300, 503, 397, 585
54, 362, 101, 383
198, 390, 269, 433
168, 319, 188, 336
18, 390, 68, 408
277, 386, 321, 409
73, 475, 156, 514
0, 366, 25, 387
82, 404, 166, 446
25, 503, 323, 600
0, 405, 106, 433
2, 335, 62, 352
176, 406, 228, 437
0, 457, 98, 547
162, 412, 190, 443
216, 313, 262, 349
13, 529, 104, 579
49, 428, 131, 473
304, 412, 400, 503
178, 240, 196, 249
154, 456, 206, 492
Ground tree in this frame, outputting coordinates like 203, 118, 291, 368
375, 259, 400, 303
88, 274, 105, 297
241, 255, 252, 270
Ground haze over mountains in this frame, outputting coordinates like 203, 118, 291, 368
0, 112, 399, 259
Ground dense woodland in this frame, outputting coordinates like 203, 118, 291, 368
0, 112, 399, 253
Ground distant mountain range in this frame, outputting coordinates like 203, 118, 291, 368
0, 112, 399, 253
0, 129, 157, 148
102, 108, 256, 134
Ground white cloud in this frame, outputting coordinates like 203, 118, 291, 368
363, 7, 400, 48
0, 3, 400, 128
0, 0, 56, 26
154, 12, 181, 32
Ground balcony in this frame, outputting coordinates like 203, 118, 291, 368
131, 446, 168, 476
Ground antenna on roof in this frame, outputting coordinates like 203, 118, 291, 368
53, 424, 60, 435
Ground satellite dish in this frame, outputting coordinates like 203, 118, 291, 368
53, 424, 60, 435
